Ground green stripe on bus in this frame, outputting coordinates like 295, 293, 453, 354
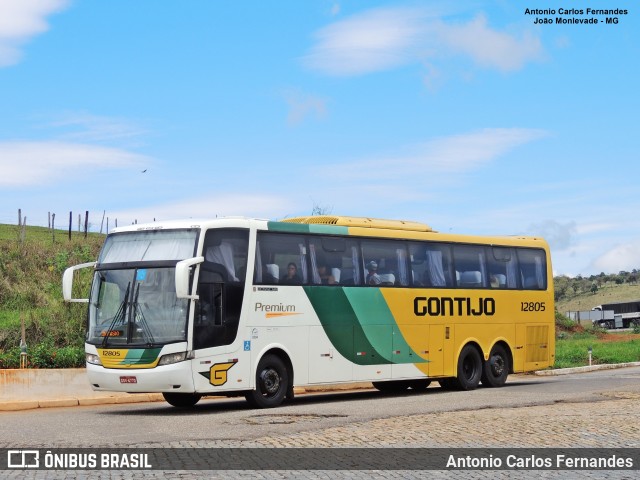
121, 348, 162, 365
343, 289, 423, 364
267, 222, 349, 235
303, 286, 389, 365
304, 287, 425, 365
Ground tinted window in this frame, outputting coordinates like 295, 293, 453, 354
409, 242, 454, 287
361, 239, 409, 286
254, 233, 308, 285
517, 249, 547, 290
308, 236, 361, 285
487, 247, 519, 289
453, 245, 487, 288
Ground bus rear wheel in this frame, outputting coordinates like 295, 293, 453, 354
245, 354, 289, 408
162, 392, 202, 408
481, 344, 509, 388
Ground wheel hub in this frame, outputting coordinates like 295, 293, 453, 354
260, 368, 280, 395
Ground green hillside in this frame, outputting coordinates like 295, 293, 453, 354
0, 223, 104, 367
555, 275, 640, 314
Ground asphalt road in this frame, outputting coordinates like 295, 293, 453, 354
1, 366, 639, 449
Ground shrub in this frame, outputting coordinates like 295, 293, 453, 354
0, 343, 84, 368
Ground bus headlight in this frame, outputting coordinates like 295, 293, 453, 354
86, 353, 102, 366
158, 352, 187, 366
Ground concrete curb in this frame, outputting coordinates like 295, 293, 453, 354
2, 364, 638, 412
533, 361, 640, 376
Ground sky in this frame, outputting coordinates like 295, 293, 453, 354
0, 0, 638, 277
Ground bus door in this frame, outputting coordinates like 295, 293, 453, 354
191, 229, 250, 392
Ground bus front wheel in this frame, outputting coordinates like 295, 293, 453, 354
245, 354, 289, 408
481, 344, 509, 388
162, 392, 202, 408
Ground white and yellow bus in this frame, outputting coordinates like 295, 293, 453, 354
63, 215, 554, 408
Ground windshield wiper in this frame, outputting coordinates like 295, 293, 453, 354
131, 283, 155, 346
102, 282, 130, 348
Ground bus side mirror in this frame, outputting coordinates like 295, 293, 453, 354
175, 256, 204, 299
62, 262, 96, 302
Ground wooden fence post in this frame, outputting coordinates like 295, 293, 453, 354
84, 211, 89, 238
51, 213, 56, 242
68, 211, 72, 241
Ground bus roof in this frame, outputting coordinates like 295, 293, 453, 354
281, 215, 433, 232
108, 216, 547, 249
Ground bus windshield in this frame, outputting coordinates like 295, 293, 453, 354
99, 229, 197, 264
88, 267, 188, 346
87, 229, 198, 346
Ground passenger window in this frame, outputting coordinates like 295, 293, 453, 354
203, 229, 249, 282
487, 247, 518, 289
361, 239, 410, 286
409, 242, 453, 287
517, 249, 547, 290
308, 236, 361, 285
453, 245, 487, 288
254, 233, 308, 285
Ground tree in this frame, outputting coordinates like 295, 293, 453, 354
311, 202, 333, 216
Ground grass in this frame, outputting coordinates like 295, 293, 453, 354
0, 223, 104, 367
556, 283, 640, 313
554, 328, 640, 369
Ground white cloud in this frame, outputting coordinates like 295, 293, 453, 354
0, 0, 69, 67
283, 90, 328, 125
107, 194, 292, 226
526, 220, 577, 250
333, 128, 548, 180
0, 141, 148, 186
302, 7, 543, 77
436, 14, 543, 71
49, 112, 149, 143
303, 7, 431, 76
591, 241, 640, 274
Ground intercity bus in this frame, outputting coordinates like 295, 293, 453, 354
63, 216, 555, 408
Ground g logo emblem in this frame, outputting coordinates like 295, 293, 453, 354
209, 362, 236, 386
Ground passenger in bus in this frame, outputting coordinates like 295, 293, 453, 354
318, 264, 336, 284
366, 261, 381, 285
281, 263, 302, 285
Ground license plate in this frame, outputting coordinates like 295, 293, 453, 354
119, 376, 137, 384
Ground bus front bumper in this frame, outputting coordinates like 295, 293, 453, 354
86, 361, 195, 393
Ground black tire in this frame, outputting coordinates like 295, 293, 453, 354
481, 344, 510, 388
372, 380, 410, 392
443, 344, 483, 391
162, 392, 202, 408
456, 344, 482, 390
245, 354, 289, 408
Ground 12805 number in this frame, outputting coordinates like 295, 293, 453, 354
521, 302, 546, 312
